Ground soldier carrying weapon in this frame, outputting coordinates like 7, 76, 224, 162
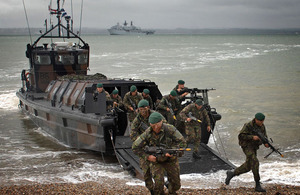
156, 90, 181, 126
225, 113, 278, 192
132, 112, 187, 195
173, 80, 189, 103
123, 85, 143, 123
179, 99, 211, 159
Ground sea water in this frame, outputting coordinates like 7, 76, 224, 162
0, 34, 299, 188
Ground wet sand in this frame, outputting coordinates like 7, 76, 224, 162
1, 178, 299, 195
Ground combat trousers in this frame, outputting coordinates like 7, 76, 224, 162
234, 146, 260, 181
140, 157, 153, 192
150, 158, 181, 195
185, 125, 201, 153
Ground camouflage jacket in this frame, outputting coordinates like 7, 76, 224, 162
173, 85, 189, 102
156, 95, 181, 113
132, 123, 187, 161
143, 95, 154, 110
110, 94, 123, 107
179, 103, 211, 126
130, 110, 156, 142
238, 119, 267, 149
123, 92, 143, 112
130, 110, 167, 141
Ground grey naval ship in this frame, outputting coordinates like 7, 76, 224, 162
108, 21, 155, 35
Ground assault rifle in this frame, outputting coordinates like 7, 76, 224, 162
253, 128, 284, 158
140, 121, 149, 131
145, 146, 191, 157
165, 98, 177, 120
187, 112, 202, 123
128, 97, 137, 112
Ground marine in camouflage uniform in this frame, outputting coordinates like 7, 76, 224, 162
142, 89, 154, 109
94, 83, 111, 110
225, 113, 269, 192
130, 99, 155, 194
123, 85, 143, 122
173, 80, 189, 103
156, 90, 181, 126
132, 112, 186, 195
179, 99, 211, 158
110, 89, 123, 108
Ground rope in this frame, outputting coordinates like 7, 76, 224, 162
214, 123, 228, 160
108, 129, 123, 168
211, 130, 222, 156
22, 0, 32, 44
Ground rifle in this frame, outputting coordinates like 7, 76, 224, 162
187, 112, 202, 123
145, 145, 191, 157
165, 98, 177, 120
140, 121, 149, 131
253, 128, 284, 158
128, 97, 137, 112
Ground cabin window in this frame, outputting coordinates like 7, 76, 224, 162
34, 54, 51, 65
55, 54, 74, 65
78, 54, 88, 64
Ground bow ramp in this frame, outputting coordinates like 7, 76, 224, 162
114, 136, 236, 180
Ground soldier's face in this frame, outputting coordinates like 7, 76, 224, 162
255, 119, 264, 127
195, 104, 202, 110
97, 87, 103, 93
150, 120, 163, 134
131, 90, 137, 96
139, 107, 149, 117
112, 94, 117, 98
178, 84, 184, 89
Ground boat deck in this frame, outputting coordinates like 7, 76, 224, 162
115, 136, 235, 179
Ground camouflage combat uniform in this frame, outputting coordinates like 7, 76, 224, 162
123, 92, 143, 122
130, 110, 156, 193
179, 103, 210, 153
156, 95, 181, 126
110, 93, 123, 108
132, 123, 187, 195
235, 119, 267, 182
173, 85, 189, 103
143, 95, 154, 110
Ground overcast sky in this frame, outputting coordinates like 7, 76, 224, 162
1, 0, 300, 29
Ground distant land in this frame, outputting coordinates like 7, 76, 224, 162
0, 28, 299, 36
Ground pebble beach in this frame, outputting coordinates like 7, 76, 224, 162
1, 178, 299, 195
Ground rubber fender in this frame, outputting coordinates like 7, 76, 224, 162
100, 118, 115, 126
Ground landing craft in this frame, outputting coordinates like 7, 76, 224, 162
17, 0, 235, 179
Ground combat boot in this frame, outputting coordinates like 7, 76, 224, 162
225, 170, 235, 185
192, 152, 202, 159
255, 181, 266, 192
